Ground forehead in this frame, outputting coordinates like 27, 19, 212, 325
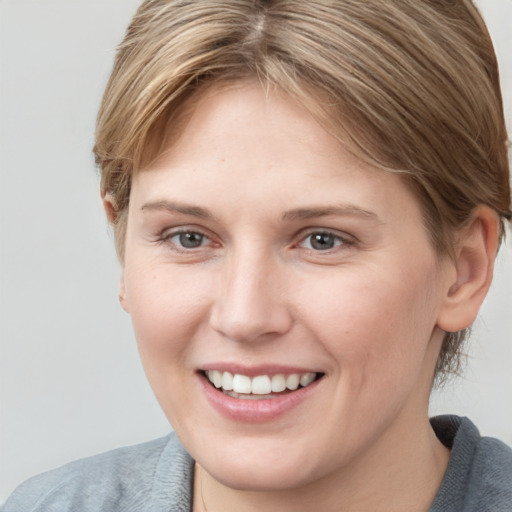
142, 80, 377, 181
141, 82, 357, 176
143, 79, 348, 168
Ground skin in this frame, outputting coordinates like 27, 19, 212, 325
112, 81, 498, 511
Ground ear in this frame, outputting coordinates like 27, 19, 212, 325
437, 206, 500, 333
103, 193, 130, 312
102, 193, 118, 224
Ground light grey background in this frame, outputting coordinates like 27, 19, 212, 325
0, 0, 511, 502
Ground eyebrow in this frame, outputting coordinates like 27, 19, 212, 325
282, 205, 380, 222
141, 200, 217, 220
141, 200, 380, 223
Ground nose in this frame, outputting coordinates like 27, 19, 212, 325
209, 250, 293, 344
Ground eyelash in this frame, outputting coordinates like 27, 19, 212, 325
297, 230, 352, 252
159, 228, 213, 251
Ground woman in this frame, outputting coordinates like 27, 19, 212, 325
5, 0, 512, 510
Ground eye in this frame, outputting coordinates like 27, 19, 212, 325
166, 230, 210, 249
300, 231, 345, 251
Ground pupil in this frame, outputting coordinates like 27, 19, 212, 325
179, 232, 203, 248
311, 233, 334, 250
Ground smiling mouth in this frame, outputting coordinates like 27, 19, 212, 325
203, 370, 324, 400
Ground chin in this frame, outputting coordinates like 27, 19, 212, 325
205, 458, 318, 492
191, 432, 331, 492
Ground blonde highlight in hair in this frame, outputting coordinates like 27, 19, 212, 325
94, 0, 511, 380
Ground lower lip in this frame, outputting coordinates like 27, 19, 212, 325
198, 373, 322, 422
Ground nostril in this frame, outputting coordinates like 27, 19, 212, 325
209, 314, 292, 344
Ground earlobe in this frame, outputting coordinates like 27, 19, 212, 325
437, 206, 500, 333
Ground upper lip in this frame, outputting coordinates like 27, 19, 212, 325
199, 363, 323, 377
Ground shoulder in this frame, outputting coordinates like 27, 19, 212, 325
430, 415, 512, 512
3, 433, 194, 512
469, 433, 512, 508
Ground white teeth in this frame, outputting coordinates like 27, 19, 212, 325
232, 374, 252, 394
286, 373, 300, 390
251, 375, 271, 395
300, 372, 316, 387
205, 370, 319, 395
271, 374, 286, 393
221, 371, 234, 391
212, 370, 222, 388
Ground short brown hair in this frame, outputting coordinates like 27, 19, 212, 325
94, 0, 511, 381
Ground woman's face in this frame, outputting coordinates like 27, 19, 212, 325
121, 81, 453, 491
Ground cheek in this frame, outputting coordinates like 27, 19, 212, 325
123, 260, 213, 367
122, 262, 215, 423
300, 264, 440, 378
